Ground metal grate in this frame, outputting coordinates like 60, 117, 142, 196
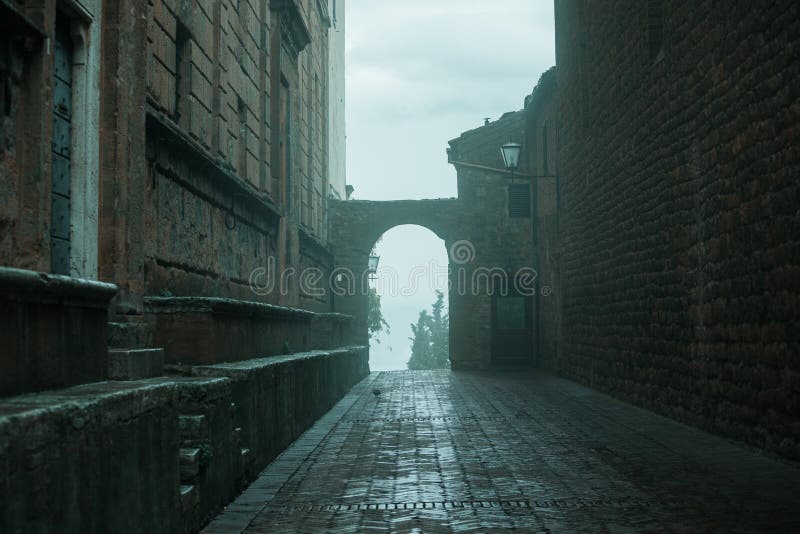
344, 415, 529, 424
265, 496, 678, 514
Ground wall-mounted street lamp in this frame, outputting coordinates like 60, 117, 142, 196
448, 141, 555, 179
500, 141, 522, 183
500, 141, 522, 171
368, 255, 380, 280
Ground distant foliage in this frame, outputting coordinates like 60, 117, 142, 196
368, 287, 390, 342
407, 291, 450, 370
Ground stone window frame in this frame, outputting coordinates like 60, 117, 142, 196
56, 0, 102, 279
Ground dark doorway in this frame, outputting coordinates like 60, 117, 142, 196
491, 284, 534, 368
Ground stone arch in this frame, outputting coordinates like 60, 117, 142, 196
327, 198, 467, 362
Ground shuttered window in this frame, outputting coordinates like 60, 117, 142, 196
508, 184, 531, 218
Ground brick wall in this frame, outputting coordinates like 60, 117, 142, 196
555, 0, 800, 459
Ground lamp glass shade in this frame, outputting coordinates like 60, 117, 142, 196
368, 255, 380, 274
500, 142, 522, 170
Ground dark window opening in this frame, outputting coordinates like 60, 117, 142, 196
237, 96, 247, 180
508, 183, 531, 218
577, 0, 591, 129
0, 38, 11, 116
305, 78, 314, 229
541, 123, 549, 175
174, 22, 191, 123
648, 0, 664, 61
277, 76, 291, 210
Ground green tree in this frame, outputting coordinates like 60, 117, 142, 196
429, 291, 449, 367
367, 287, 390, 343
407, 291, 449, 370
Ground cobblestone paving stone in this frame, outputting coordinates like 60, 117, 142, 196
203, 371, 800, 533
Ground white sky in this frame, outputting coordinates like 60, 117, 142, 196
345, 0, 556, 370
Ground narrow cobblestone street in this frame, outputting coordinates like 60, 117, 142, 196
203, 371, 800, 533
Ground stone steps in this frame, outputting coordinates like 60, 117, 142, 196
180, 484, 198, 511
180, 447, 201, 481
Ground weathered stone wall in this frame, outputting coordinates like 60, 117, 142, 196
524, 69, 560, 372
0, 381, 184, 534
555, 0, 800, 458
0, 1, 103, 277
192, 346, 369, 477
0, 5, 44, 270
141, 0, 334, 316
448, 112, 537, 369
0, 347, 369, 533
144, 296, 356, 365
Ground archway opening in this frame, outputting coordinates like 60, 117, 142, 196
367, 225, 449, 371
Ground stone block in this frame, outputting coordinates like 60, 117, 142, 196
0, 267, 117, 398
108, 348, 165, 380
191, 346, 369, 478
0, 380, 182, 533
182, 94, 212, 148
168, 376, 240, 532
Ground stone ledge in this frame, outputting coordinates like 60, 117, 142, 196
190, 345, 370, 487
144, 296, 357, 365
0, 348, 369, 533
314, 312, 355, 322
0, 266, 117, 307
191, 347, 368, 378
145, 296, 316, 320
0, 267, 118, 397
0, 380, 176, 435
0, 379, 184, 533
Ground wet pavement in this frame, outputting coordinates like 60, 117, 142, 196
203, 371, 800, 533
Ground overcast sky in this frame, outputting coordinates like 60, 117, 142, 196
345, 0, 555, 370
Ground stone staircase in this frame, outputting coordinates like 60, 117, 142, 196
107, 316, 165, 380
178, 414, 207, 512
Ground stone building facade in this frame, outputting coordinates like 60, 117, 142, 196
523, 67, 560, 372
0, 2, 366, 530
1, 0, 349, 366
554, 0, 800, 459
327, 74, 560, 371
444, 70, 559, 371
327, 0, 346, 199
142, 0, 338, 315
447, 112, 537, 369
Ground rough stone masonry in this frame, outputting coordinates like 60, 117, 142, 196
554, 0, 800, 460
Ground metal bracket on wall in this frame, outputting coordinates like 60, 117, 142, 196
225, 192, 254, 231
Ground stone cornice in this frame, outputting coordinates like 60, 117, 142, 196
316, 0, 331, 29
271, 0, 311, 55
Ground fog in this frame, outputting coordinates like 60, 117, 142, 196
346, 0, 556, 368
